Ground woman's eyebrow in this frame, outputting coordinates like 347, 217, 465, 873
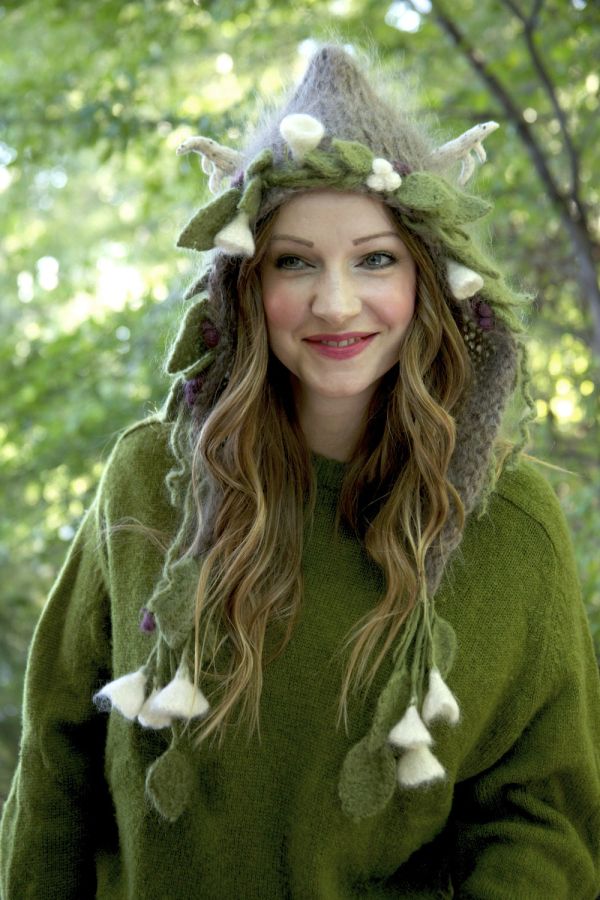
271, 234, 314, 247
352, 231, 399, 245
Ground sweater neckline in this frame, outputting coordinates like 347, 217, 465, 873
311, 453, 347, 492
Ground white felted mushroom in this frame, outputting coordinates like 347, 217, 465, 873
388, 703, 433, 749
422, 668, 460, 726
138, 688, 174, 729
214, 211, 255, 257
148, 661, 210, 720
279, 114, 325, 161
396, 745, 446, 787
446, 260, 484, 300
366, 158, 402, 192
93, 668, 147, 720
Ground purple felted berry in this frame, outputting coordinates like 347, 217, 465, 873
140, 607, 156, 633
393, 160, 412, 176
201, 320, 220, 349
184, 375, 205, 409
474, 300, 494, 331
231, 170, 245, 189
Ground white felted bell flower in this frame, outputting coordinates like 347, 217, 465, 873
138, 688, 174, 729
397, 745, 446, 787
422, 667, 460, 726
93, 668, 147, 720
366, 158, 402, 192
148, 660, 210, 721
388, 703, 433, 749
279, 114, 325, 161
214, 211, 255, 257
446, 259, 484, 300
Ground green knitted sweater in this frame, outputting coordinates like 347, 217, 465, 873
1, 417, 599, 899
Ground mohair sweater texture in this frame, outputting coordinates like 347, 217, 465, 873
1, 417, 600, 899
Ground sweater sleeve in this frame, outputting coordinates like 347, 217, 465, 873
0, 498, 114, 899
449, 513, 600, 899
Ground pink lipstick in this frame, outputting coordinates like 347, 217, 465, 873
303, 332, 377, 360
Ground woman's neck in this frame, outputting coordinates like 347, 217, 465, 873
294, 387, 373, 462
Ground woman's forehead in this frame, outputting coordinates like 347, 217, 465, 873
270, 190, 401, 236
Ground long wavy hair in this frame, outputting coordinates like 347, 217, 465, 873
186, 197, 472, 749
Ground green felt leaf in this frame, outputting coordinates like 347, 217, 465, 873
331, 138, 374, 175
145, 746, 194, 823
301, 148, 341, 179
239, 175, 263, 218
368, 663, 410, 750
165, 296, 210, 374
246, 148, 273, 178
398, 173, 491, 224
176, 188, 241, 251
432, 616, 457, 678
148, 555, 200, 649
338, 736, 397, 821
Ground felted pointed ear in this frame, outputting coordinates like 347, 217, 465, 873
177, 188, 242, 252
427, 122, 499, 185
176, 135, 243, 175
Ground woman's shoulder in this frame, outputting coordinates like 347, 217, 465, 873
490, 457, 573, 558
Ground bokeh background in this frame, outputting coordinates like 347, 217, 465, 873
1, 0, 599, 804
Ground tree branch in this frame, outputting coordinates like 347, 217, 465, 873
409, 0, 600, 353
501, 0, 584, 222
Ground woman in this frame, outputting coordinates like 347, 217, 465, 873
2, 45, 599, 899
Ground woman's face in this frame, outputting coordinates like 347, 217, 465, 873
259, 190, 417, 413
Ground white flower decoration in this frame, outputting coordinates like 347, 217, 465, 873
366, 158, 402, 192
388, 703, 433, 749
148, 661, 210, 721
396, 745, 446, 787
422, 667, 461, 726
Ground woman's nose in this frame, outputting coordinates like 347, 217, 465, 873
310, 269, 362, 323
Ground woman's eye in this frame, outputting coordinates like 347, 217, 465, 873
275, 255, 308, 270
361, 252, 396, 269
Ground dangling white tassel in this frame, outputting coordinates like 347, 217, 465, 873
214, 211, 255, 257
446, 260, 484, 300
397, 745, 446, 787
388, 703, 433, 749
279, 114, 325, 162
149, 661, 210, 720
422, 667, 460, 726
138, 688, 174, 729
93, 668, 147, 720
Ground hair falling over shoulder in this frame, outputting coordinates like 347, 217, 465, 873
185, 210, 472, 751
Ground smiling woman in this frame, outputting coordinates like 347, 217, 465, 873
1, 43, 599, 900
259, 190, 418, 459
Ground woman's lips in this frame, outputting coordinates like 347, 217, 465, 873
303, 333, 377, 360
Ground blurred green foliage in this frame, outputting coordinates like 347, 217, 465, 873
1, 0, 599, 802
